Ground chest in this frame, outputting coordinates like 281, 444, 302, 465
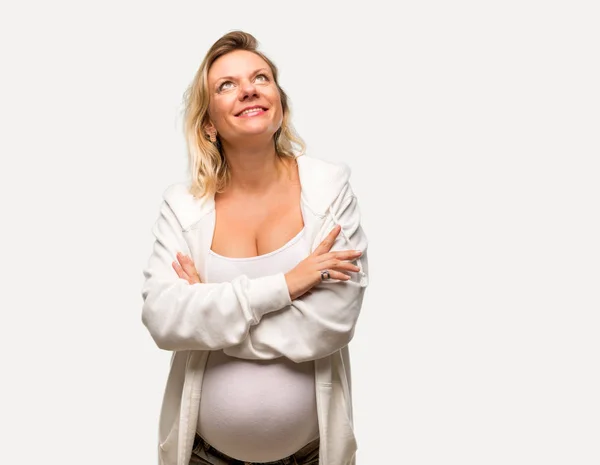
210, 184, 304, 258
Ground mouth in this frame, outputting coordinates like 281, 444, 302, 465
235, 106, 268, 117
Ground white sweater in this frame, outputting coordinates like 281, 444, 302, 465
141, 154, 369, 465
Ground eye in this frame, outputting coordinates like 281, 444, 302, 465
218, 81, 234, 92
217, 74, 270, 92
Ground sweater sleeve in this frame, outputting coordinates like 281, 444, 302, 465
140, 200, 292, 352
222, 182, 369, 363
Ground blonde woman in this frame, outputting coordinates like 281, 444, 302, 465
141, 30, 369, 465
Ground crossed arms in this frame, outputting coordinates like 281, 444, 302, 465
141, 182, 368, 363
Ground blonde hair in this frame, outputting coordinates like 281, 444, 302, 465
182, 30, 306, 199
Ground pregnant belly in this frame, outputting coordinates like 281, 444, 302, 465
197, 350, 319, 463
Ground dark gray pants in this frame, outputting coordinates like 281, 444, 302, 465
189, 433, 320, 465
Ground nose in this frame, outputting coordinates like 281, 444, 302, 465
238, 79, 259, 101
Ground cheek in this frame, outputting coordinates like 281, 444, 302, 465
208, 101, 229, 127
274, 101, 284, 124
268, 93, 283, 118
207, 101, 217, 120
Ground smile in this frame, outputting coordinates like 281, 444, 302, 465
236, 107, 268, 117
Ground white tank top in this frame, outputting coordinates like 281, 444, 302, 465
197, 227, 320, 463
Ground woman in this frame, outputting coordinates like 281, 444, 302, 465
141, 30, 369, 465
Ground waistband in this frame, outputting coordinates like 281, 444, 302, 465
192, 432, 320, 465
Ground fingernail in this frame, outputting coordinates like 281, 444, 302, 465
354, 250, 362, 255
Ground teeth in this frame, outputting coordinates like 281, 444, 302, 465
239, 107, 264, 116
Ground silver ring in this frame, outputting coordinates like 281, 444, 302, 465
320, 270, 331, 281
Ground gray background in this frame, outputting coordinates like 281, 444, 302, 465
1, 1, 598, 463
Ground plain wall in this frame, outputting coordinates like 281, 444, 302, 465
1, 1, 598, 464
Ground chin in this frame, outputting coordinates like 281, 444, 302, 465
237, 125, 275, 137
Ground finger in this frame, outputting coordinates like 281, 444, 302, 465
338, 249, 363, 258
319, 269, 351, 281
330, 261, 361, 273
177, 253, 197, 275
318, 249, 363, 263
321, 257, 359, 274
172, 261, 188, 280
173, 261, 198, 285
177, 254, 202, 284
312, 224, 341, 256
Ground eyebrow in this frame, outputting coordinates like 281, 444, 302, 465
214, 68, 271, 85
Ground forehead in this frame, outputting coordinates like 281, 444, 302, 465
208, 50, 271, 82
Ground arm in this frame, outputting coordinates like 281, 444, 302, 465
223, 182, 369, 363
140, 200, 293, 351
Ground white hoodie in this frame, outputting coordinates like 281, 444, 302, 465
141, 154, 369, 465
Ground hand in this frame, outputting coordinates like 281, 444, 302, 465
284, 224, 362, 300
172, 252, 202, 284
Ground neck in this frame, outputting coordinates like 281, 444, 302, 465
220, 139, 289, 195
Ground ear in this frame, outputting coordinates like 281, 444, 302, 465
204, 121, 216, 134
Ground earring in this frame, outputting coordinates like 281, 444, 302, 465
207, 130, 217, 143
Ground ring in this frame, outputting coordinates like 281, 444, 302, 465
320, 270, 331, 281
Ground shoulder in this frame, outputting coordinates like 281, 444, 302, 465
162, 182, 190, 201
297, 154, 351, 182
297, 154, 353, 214
161, 182, 214, 231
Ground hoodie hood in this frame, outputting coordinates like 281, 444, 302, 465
162, 154, 352, 231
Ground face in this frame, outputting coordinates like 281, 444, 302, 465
205, 50, 283, 144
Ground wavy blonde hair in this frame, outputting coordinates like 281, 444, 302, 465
182, 30, 306, 199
